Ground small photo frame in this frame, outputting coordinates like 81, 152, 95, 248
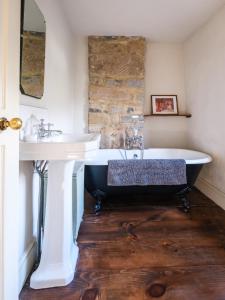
151, 95, 178, 115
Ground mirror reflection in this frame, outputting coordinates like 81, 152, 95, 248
20, 0, 46, 99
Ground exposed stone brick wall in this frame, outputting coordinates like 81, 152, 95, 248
88, 36, 145, 149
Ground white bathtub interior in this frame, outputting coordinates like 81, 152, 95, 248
85, 148, 212, 165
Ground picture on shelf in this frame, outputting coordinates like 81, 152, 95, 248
151, 95, 178, 115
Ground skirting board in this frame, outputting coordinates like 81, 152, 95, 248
19, 240, 37, 292
196, 176, 225, 210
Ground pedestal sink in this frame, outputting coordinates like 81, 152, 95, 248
19, 133, 100, 289
20, 133, 101, 161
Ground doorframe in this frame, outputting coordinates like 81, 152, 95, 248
0, 147, 4, 299
0, 0, 21, 298
0, 0, 8, 297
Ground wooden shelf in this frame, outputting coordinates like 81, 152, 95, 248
144, 113, 192, 118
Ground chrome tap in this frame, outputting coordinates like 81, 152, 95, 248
37, 119, 47, 138
125, 126, 144, 149
124, 126, 144, 159
125, 135, 144, 150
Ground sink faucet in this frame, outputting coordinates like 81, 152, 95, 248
36, 119, 62, 140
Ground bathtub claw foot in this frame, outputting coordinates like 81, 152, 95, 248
177, 186, 192, 213
94, 199, 102, 215
92, 189, 105, 215
181, 196, 190, 213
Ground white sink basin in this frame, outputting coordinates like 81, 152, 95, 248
20, 133, 101, 161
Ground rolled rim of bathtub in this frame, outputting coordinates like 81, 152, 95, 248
84, 148, 212, 166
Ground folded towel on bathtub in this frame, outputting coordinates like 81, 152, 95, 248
107, 159, 187, 186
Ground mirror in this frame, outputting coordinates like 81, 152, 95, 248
20, 0, 46, 99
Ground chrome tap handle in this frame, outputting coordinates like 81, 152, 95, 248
46, 123, 53, 137
47, 123, 54, 130
36, 119, 47, 138
39, 119, 48, 131
40, 119, 45, 127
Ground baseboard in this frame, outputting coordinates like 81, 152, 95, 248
19, 239, 37, 292
196, 176, 225, 210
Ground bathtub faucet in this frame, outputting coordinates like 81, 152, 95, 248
125, 135, 144, 150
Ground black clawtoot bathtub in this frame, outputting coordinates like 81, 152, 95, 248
84, 148, 212, 213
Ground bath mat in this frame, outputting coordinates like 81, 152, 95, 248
107, 159, 187, 186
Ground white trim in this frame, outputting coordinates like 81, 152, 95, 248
0, 146, 5, 299
0, 0, 20, 297
85, 148, 212, 166
19, 240, 37, 292
0, 2, 8, 295
0, 0, 8, 110
196, 176, 225, 210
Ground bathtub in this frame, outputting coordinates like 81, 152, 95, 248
84, 148, 212, 213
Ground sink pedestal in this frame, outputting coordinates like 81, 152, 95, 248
30, 160, 78, 289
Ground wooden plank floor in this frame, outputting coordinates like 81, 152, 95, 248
20, 189, 225, 300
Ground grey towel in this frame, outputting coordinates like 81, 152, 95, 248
107, 159, 187, 186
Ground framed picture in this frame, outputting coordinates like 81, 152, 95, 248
151, 95, 178, 115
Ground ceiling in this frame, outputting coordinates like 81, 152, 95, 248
60, 0, 225, 42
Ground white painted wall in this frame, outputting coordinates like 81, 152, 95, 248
144, 42, 188, 148
73, 36, 89, 134
24, 0, 45, 32
19, 162, 37, 291
19, 0, 77, 291
184, 5, 225, 208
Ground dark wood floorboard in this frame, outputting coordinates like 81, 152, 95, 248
20, 188, 225, 300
